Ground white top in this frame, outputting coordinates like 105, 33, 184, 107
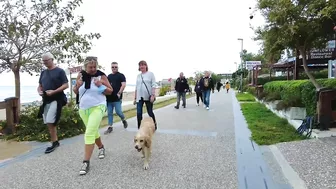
135, 71, 156, 102
78, 76, 106, 110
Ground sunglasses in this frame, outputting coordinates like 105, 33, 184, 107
112, 66, 118, 68
85, 56, 98, 62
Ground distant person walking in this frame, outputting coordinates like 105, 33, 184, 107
134, 60, 157, 130
73, 56, 113, 175
104, 62, 128, 134
194, 77, 203, 106
37, 52, 68, 154
216, 81, 223, 92
199, 71, 215, 110
174, 72, 189, 109
225, 81, 230, 93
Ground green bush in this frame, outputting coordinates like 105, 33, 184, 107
257, 70, 328, 85
246, 87, 256, 95
263, 79, 336, 115
5, 101, 85, 142
159, 85, 171, 96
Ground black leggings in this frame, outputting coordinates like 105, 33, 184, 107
136, 99, 156, 129
196, 92, 203, 104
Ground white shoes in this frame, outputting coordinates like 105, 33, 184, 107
206, 107, 209, 110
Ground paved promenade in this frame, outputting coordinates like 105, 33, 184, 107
0, 90, 293, 189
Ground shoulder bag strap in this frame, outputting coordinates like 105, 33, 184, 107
140, 74, 151, 96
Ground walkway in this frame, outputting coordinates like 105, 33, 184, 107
0, 90, 290, 189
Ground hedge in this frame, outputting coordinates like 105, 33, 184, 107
263, 79, 336, 116
257, 70, 328, 85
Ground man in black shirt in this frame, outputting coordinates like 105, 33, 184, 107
104, 62, 128, 134
174, 72, 189, 109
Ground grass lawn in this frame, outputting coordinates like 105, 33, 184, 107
100, 94, 195, 127
236, 92, 256, 102
240, 102, 305, 145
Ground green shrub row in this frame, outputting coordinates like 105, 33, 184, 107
257, 70, 328, 85
3, 101, 85, 142
262, 79, 336, 115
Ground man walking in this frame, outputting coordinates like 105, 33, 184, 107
174, 72, 189, 109
37, 52, 68, 153
199, 71, 214, 110
104, 62, 128, 134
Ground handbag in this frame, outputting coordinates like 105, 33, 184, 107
141, 74, 156, 103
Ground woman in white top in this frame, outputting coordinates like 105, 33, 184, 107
73, 56, 113, 175
133, 60, 157, 130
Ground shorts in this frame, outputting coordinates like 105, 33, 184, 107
42, 101, 57, 124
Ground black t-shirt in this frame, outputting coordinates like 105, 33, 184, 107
106, 72, 126, 102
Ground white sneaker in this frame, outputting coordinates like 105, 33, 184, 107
206, 107, 209, 110
197, 103, 199, 106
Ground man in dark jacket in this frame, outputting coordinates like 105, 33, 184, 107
199, 71, 214, 110
174, 72, 189, 109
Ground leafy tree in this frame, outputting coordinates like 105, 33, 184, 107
254, 27, 284, 64
0, 0, 101, 102
256, 0, 336, 89
187, 76, 195, 86
192, 70, 223, 83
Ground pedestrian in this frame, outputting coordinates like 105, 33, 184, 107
73, 56, 113, 175
134, 60, 157, 130
199, 71, 215, 110
216, 81, 223, 92
104, 62, 128, 134
174, 72, 189, 109
225, 81, 230, 93
37, 52, 68, 154
194, 77, 203, 106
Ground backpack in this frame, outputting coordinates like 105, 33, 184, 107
204, 78, 209, 87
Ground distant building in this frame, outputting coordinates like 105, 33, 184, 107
218, 73, 232, 80
160, 78, 176, 91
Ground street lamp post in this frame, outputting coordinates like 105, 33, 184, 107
238, 38, 244, 93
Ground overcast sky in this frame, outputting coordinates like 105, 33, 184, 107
0, 0, 265, 86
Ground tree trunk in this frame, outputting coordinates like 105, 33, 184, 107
299, 47, 322, 123
13, 70, 21, 113
299, 47, 321, 89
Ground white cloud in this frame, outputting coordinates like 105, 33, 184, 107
0, 0, 265, 86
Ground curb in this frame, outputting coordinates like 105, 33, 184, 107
269, 145, 308, 189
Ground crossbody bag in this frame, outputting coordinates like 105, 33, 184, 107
141, 74, 156, 103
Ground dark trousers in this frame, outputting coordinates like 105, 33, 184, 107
176, 92, 186, 107
136, 98, 156, 129
196, 92, 203, 104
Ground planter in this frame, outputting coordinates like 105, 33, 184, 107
284, 107, 307, 120
268, 100, 281, 110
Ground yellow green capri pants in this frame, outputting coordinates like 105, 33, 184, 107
79, 104, 106, 144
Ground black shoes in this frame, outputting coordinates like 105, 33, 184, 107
174, 105, 186, 109
45, 141, 60, 154
122, 120, 128, 128
104, 120, 128, 135
79, 160, 90, 175
104, 126, 113, 134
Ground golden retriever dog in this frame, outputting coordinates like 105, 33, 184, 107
134, 117, 156, 170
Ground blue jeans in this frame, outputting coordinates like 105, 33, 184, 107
107, 101, 125, 126
136, 99, 156, 129
202, 90, 211, 108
